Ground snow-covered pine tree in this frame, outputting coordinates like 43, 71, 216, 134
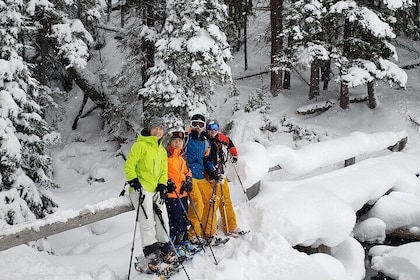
103, 0, 167, 137
25, 0, 101, 90
0, 0, 60, 226
279, 0, 330, 99
139, 0, 233, 127
356, 0, 419, 39
329, 1, 408, 109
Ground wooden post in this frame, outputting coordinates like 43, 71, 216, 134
344, 157, 356, 167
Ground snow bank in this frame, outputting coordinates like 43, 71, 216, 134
266, 131, 408, 175
370, 242, 420, 280
368, 191, 420, 231
225, 141, 269, 189
256, 150, 420, 248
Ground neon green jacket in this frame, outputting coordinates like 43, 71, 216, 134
124, 131, 168, 192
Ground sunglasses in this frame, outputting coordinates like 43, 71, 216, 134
207, 122, 219, 131
191, 121, 205, 128
170, 131, 185, 139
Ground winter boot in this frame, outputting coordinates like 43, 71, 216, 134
160, 242, 181, 265
180, 240, 202, 255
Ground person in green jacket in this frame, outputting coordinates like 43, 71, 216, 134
124, 116, 177, 274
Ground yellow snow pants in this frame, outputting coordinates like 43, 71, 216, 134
219, 178, 238, 233
188, 178, 221, 238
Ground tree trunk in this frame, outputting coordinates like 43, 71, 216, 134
107, 0, 112, 22
340, 19, 351, 109
367, 80, 377, 109
39, 15, 50, 85
309, 61, 320, 100
283, 33, 292, 89
67, 66, 110, 110
340, 81, 349, 109
321, 59, 331, 90
270, 0, 283, 96
120, 0, 126, 28
244, 3, 248, 71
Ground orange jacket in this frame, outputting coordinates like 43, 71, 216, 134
167, 146, 192, 199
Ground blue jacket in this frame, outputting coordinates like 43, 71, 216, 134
185, 131, 215, 179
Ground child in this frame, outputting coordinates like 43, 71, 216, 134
165, 129, 202, 257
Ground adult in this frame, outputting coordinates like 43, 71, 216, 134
124, 116, 177, 274
206, 119, 243, 236
185, 114, 223, 244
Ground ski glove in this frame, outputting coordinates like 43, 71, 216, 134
128, 178, 142, 192
181, 176, 193, 194
231, 156, 238, 164
167, 180, 176, 193
156, 183, 168, 202
209, 170, 224, 184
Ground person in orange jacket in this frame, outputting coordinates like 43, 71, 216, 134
206, 119, 243, 236
165, 129, 193, 247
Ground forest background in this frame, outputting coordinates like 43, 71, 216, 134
1, 0, 420, 242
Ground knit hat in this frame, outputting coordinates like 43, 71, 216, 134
148, 116, 165, 131
191, 114, 205, 123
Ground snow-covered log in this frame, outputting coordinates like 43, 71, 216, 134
296, 100, 335, 115
0, 197, 133, 251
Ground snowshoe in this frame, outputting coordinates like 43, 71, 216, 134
148, 260, 179, 278
180, 240, 202, 254
206, 236, 230, 246
226, 229, 250, 238
189, 236, 206, 246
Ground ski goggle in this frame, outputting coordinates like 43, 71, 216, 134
207, 122, 219, 131
170, 131, 185, 139
190, 120, 205, 128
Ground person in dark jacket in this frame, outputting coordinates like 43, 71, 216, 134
185, 114, 223, 244
206, 119, 243, 236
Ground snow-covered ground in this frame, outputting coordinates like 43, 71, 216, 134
2, 7, 420, 280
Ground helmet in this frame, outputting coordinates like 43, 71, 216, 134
168, 127, 186, 140
206, 119, 219, 131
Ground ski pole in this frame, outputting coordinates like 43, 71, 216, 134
153, 203, 191, 280
233, 165, 249, 201
187, 192, 219, 265
174, 190, 206, 253
219, 179, 230, 234
204, 181, 218, 240
127, 189, 145, 280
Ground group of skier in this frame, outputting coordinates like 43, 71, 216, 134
124, 114, 242, 276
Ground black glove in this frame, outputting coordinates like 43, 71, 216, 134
181, 176, 193, 194
167, 180, 176, 193
128, 178, 142, 192
156, 183, 168, 201
231, 156, 238, 164
209, 170, 224, 183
